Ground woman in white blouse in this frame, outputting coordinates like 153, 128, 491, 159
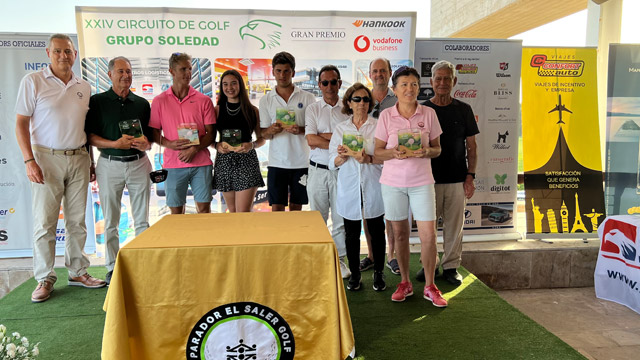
329, 83, 386, 292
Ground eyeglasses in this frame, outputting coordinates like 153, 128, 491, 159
372, 103, 381, 118
320, 79, 339, 86
351, 96, 371, 103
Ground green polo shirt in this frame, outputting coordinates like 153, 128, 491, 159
85, 88, 152, 156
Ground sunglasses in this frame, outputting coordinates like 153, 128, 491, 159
351, 96, 371, 103
320, 79, 339, 86
372, 103, 381, 118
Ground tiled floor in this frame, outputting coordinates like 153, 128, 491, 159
499, 287, 640, 360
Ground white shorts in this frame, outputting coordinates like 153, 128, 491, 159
381, 183, 436, 222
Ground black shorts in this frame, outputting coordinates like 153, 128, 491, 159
267, 167, 308, 206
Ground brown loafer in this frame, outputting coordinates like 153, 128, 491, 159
68, 273, 106, 288
31, 280, 54, 303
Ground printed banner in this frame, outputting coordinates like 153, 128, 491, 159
595, 215, 640, 315
605, 44, 640, 216
522, 47, 605, 235
414, 39, 521, 235
0, 33, 95, 258
75, 7, 416, 242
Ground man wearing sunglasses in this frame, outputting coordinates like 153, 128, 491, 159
260, 52, 316, 212
365, 58, 400, 277
304, 65, 351, 278
85, 56, 153, 285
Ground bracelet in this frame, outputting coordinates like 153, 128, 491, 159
24, 158, 35, 164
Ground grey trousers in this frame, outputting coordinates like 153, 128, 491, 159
96, 155, 152, 272
435, 182, 466, 270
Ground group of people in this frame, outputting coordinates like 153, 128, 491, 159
15, 34, 478, 308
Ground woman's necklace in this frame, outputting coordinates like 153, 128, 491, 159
226, 102, 241, 116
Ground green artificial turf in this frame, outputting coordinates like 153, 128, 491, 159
0, 260, 585, 360
0, 268, 107, 360
345, 254, 585, 359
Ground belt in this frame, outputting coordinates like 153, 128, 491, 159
33, 145, 86, 155
100, 152, 146, 162
310, 160, 331, 170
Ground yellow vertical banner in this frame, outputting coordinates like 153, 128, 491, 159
522, 47, 605, 234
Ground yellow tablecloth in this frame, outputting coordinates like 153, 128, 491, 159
102, 211, 354, 359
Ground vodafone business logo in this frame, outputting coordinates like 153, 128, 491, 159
354, 35, 370, 52
353, 35, 402, 52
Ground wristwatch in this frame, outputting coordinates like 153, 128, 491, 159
467, 172, 476, 179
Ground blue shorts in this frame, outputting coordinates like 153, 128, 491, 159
165, 165, 213, 207
381, 183, 436, 222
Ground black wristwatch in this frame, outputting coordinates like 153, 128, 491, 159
467, 172, 476, 179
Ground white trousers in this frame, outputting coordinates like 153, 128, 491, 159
307, 165, 346, 257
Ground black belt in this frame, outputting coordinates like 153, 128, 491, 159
310, 160, 331, 170
100, 152, 146, 162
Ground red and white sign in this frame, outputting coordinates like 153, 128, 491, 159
595, 215, 640, 314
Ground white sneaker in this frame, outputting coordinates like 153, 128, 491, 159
339, 257, 351, 279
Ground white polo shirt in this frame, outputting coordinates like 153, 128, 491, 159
305, 98, 350, 166
15, 65, 90, 150
259, 86, 316, 169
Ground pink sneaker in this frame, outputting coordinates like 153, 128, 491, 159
424, 284, 448, 307
391, 281, 413, 302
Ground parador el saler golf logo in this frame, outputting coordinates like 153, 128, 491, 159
187, 302, 295, 360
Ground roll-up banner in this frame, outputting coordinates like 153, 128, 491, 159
522, 47, 605, 236
75, 7, 416, 246
0, 33, 95, 258
414, 39, 521, 238
605, 44, 640, 216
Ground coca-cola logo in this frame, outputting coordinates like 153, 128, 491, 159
454, 89, 477, 98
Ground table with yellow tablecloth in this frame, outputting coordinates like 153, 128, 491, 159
102, 211, 354, 359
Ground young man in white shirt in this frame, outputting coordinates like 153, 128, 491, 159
259, 52, 315, 212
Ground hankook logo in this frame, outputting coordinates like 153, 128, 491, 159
352, 19, 406, 28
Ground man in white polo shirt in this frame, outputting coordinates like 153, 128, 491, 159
15, 33, 106, 303
305, 65, 350, 278
260, 52, 315, 211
